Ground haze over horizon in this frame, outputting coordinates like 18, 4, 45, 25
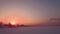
0, 0, 60, 25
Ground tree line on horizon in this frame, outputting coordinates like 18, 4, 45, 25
0, 21, 25, 28
0, 18, 60, 28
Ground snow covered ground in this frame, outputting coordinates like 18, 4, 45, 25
0, 26, 60, 34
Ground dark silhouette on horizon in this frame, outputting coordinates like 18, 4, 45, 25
0, 21, 3, 28
0, 18, 60, 28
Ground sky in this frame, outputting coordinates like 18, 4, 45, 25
0, 0, 60, 25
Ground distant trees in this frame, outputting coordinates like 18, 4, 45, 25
0, 21, 25, 28
8, 23, 13, 28
20, 24, 24, 27
0, 21, 3, 28
17, 24, 20, 27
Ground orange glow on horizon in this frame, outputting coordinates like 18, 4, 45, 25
0, 14, 37, 25
10, 21, 16, 25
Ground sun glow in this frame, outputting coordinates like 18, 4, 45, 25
10, 21, 16, 25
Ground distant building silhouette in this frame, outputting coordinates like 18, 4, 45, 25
50, 18, 60, 20
47, 18, 60, 26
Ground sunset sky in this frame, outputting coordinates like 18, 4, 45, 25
0, 0, 60, 25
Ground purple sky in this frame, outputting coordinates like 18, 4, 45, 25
0, 0, 60, 25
